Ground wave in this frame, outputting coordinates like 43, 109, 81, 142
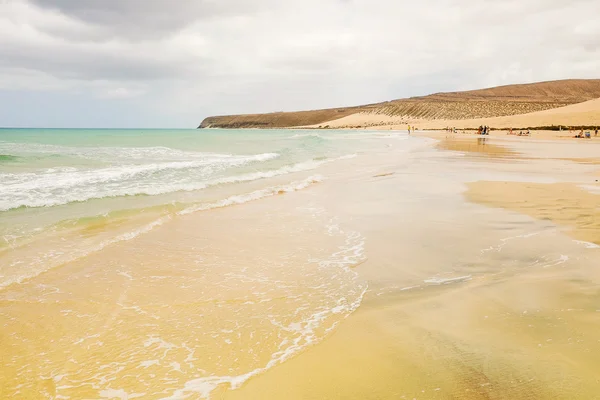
0, 142, 256, 163
178, 176, 323, 215
0, 176, 324, 290
289, 133, 326, 140
573, 240, 600, 249
1, 153, 277, 186
0, 154, 20, 162
0, 154, 354, 211
162, 213, 367, 400
579, 184, 600, 195
0, 153, 278, 211
0, 215, 172, 290
424, 275, 472, 285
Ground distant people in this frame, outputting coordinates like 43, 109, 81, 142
508, 128, 513, 135
595, 128, 598, 137
407, 125, 411, 134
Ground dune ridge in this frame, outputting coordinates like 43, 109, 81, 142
198, 79, 600, 129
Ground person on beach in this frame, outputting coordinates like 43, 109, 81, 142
595, 128, 598, 137
407, 125, 411, 134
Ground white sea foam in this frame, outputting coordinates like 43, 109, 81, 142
578, 184, 600, 194
0, 141, 263, 163
0, 152, 279, 211
0, 176, 323, 290
162, 222, 368, 400
0, 215, 172, 290
99, 388, 145, 400
540, 255, 569, 268
480, 231, 543, 253
163, 294, 367, 400
178, 176, 323, 215
573, 240, 600, 249
424, 275, 472, 285
0, 154, 355, 211
289, 133, 325, 139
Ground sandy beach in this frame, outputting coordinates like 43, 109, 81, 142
3, 0, 600, 398
3, 128, 599, 399
303, 98, 600, 133
219, 134, 600, 400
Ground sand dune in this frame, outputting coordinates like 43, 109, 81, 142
317, 97, 600, 130
199, 79, 600, 129
421, 97, 600, 130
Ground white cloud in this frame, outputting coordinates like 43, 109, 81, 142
0, 0, 599, 127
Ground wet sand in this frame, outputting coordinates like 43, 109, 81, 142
222, 136, 600, 400
2, 133, 600, 399
466, 182, 600, 245
435, 136, 518, 158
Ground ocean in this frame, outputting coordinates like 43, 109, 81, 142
0, 129, 366, 285
2, 128, 600, 399
0, 128, 403, 399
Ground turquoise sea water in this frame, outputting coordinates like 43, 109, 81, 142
0, 128, 396, 288
0, 129, 357, 210
4, 128, 600, 399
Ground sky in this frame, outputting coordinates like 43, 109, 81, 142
0, 0, 599, 128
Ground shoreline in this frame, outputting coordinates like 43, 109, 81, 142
221, 132, 600, 399
2, 129, 600, 399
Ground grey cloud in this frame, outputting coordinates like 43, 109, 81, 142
29, 0, 276, 38
0, 0, 599, 128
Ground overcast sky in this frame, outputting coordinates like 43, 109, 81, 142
0, 0, 599, 128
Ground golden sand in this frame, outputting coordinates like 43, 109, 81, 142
222, 144, 600, 399
435, 136, 518, 158
202, 79, 600, 129
560, 157, 600, 165
3, 136, 600, 399
308, 96, 600, 134
0, 191, 366, 399
223, 267, 600, 399
466, 182, 600, 245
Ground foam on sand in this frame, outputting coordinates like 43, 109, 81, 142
0, 153, 355, 211
162, 222, 368, 400
424, 275, 472, 285
0, 176, 323, 290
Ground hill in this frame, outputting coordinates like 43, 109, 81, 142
198, 79, 600, 129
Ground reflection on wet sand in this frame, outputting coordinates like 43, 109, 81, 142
436, 136, 519, 158
2, 132, 600, 399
